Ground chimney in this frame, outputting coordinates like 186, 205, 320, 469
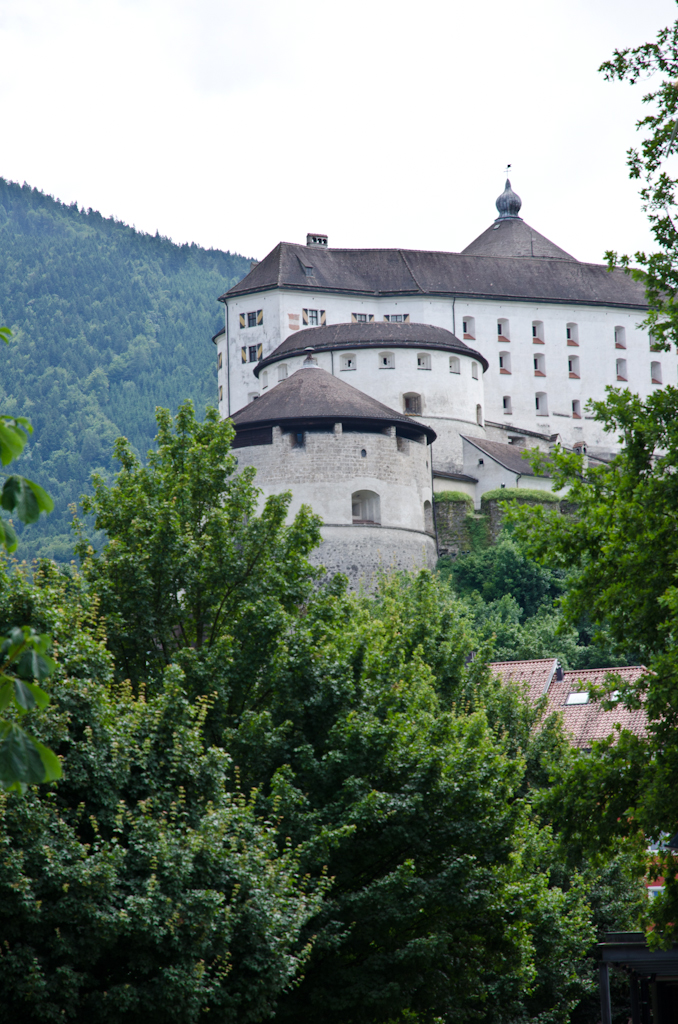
306, 233, 328, 248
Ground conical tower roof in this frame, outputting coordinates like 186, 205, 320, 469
231, 364, 436, 443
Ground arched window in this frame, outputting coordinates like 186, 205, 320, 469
379, 351, 395, 369
417, 352, 431, 370
449, 356, 460, 374
533, 354, 546, 376
568, 355, 580, 378
499, 351, 511, 374
424, 500, 434, 533
352, 490, 381, 524
572, 400, 581, 418
277, 363, 288, 381
262, 370, 269, 390
462, 316, 475, 340
616, 358, 627, 381
615, 326, 626, 349
476, 404, 483, 425
535, 392, 548, 415
651, 361, 663, 384
503, 395, 512, 415
566, 323, 579, 346
403, 393, 421, 415
532, 320, 544, 343
471, 361, 479, 379
497, 318, 510, 341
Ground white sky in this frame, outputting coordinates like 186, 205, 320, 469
0, 0, 675, 264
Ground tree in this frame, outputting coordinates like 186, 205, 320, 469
505, 385, 678, 945
0, 560, 325, 1023
600, 19, 678, 351
1, 326, 60, 790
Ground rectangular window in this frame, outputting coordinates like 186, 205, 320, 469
248, 311, 257, 328
384, 314, 410, 323
404, 394, 421, 414
308, 309, 319, 325
248, 345, 258, 363
218, 352, 223, 369
219, 385, 223, 401
354, 313, 367, 322
417, 353, 431, 370
471, 362, 479, 379
341, 354, 356, 371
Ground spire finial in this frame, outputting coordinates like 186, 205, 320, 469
495, 172, 522, 221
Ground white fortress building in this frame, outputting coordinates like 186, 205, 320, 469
213, 180, 655, 579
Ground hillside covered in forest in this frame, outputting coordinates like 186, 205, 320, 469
0, 178, 252, 561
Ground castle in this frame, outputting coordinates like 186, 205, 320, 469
213, 180, 651, 581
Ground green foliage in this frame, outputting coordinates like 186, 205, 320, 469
74, 399, 323, 697
481, 487, 561, 504
0, 177, 251, 561
449, 536, 565, 616
600, 20, 678, 351
505, 386, 678, 944
0, 563, 324, 1022
432, 490, 473, 503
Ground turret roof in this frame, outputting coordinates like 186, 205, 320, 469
254, 321, 488, 376
231, 365, 437, 443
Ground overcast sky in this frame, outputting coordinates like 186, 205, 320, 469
0, 0, 675, 264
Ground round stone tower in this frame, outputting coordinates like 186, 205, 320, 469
231, 357, 438, 586
253, 321, 488, 473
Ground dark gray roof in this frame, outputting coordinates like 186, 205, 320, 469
254, 321, 488, 377
461, 435, 550, 477
461, 218, 576, 261
212, 326, 225, 343
221, 241, 646, 309
232, 366, 436, 443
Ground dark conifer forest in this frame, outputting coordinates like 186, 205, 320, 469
0, 177, 251, 560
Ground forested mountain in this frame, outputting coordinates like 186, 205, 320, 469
0, 178, 251, 560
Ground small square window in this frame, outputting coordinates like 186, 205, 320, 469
417, 353, 431, 370
341, 353, 356, 371
303, 265, 314, 276
379, 352, 395, 369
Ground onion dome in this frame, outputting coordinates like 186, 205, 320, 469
495, 179, 522, 221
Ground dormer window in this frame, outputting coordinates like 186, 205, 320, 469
303, 265, 314, 276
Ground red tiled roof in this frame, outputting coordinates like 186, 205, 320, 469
490, 658, 558, 705
489, 660, 648, 748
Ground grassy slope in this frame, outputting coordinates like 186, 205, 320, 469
0, 179, 251, 560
